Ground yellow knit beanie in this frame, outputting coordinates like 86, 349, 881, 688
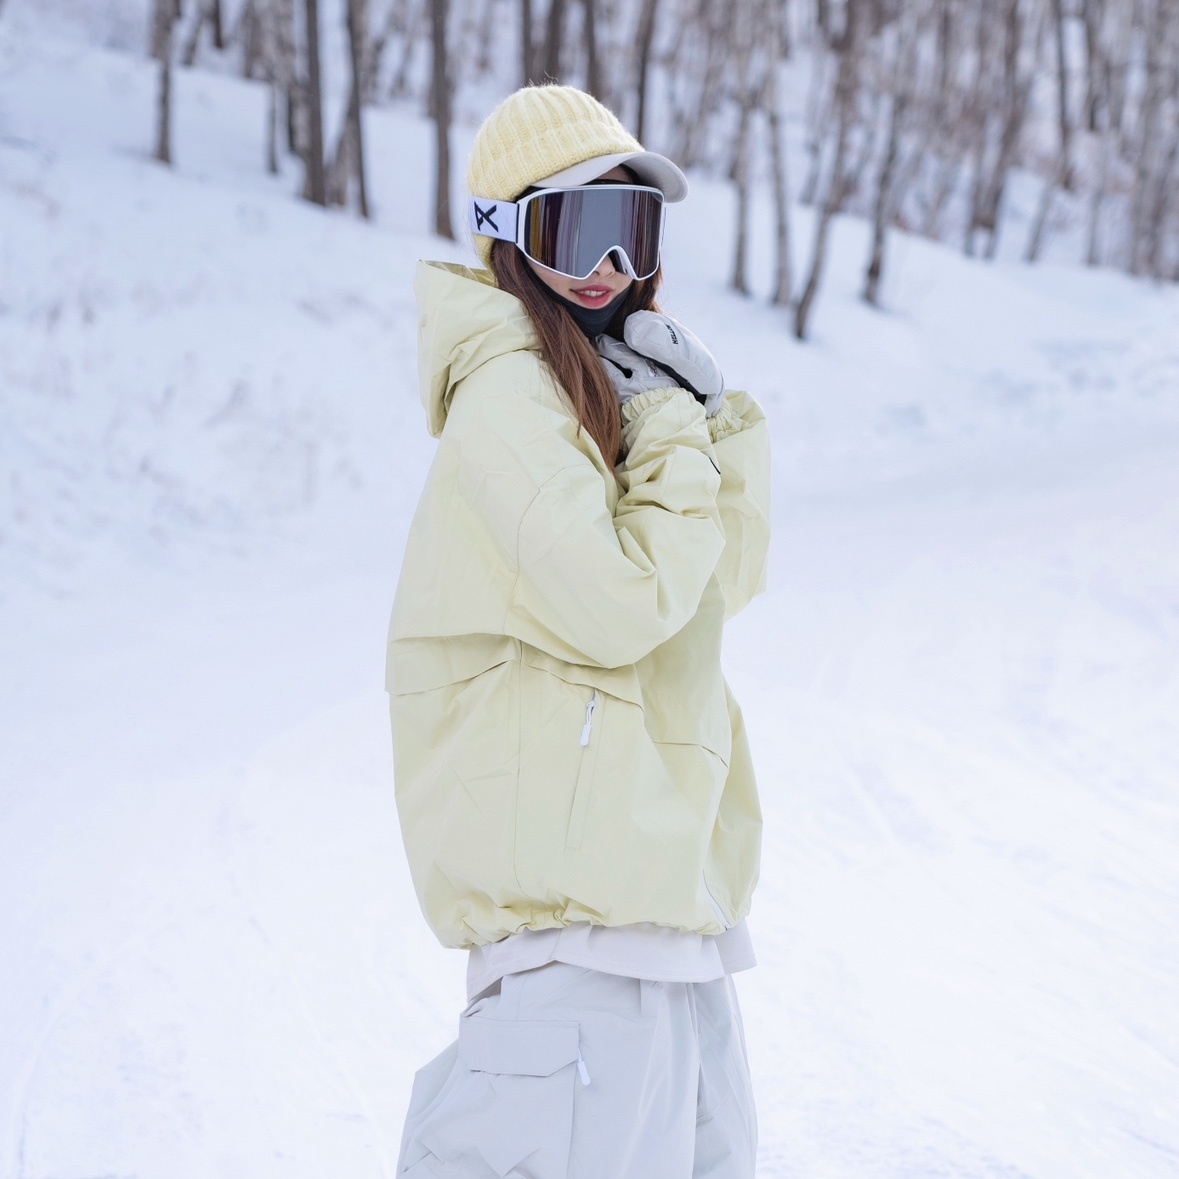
467, 86, 648, 268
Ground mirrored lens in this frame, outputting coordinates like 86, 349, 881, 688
522, 188, 664, 280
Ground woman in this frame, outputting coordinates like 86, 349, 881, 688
388, 84, 771, 1178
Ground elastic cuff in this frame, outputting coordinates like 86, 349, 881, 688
707, 397, 739, 442
619, 385, 682, 426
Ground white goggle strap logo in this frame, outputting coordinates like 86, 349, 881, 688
468, 198, 519, 242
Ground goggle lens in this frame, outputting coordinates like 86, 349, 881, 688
521, 187, 664, 280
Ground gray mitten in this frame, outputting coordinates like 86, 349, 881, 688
595, 336, 680, 409
623, 311, 725, 417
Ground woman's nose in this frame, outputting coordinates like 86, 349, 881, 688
592, 252, 619, 277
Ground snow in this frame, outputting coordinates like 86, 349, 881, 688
2, 6, 1179, 1178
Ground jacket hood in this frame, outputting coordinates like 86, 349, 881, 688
415, 260, 539, 438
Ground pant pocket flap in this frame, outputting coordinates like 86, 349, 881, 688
460, 1015, 579, 1077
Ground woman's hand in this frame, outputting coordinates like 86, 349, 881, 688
620, 311, 725, 417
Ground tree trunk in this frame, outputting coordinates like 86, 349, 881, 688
1085, 129, 1110, 266
1025, 0, 1070, 263
543, 0, 566, 82
152, 0, 177, 166
211, 0, 224, 47
347, 0, 370, 217
391, 3, 425, 96
156, 59, 174, 165
634, 0, 659, 141
324, 0, 373, 206
267, 81, 280, 174
1081, 0, 1104, 132
795, 3, 859, 340
583, 0, 601, 99
240, 0, 264, 77
1146, 128, 1179, 280
729, 101, 753, 296
766, 6, 793, 307
521, 0, 535, 85
799, 50, 832, 204
1050, 0, 1070, 188
1129, 5, 1164, 274
182, 3, 206, 65
1024, 166, 1059, 263
971, 0, 1040, 261
302, 0, 327, 205
264, 0, 299, 157
864, 90, 905, 306
287, 86, 299, 151
431, 0, 455, 238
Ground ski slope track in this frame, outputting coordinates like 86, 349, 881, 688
2, 7, 1178, 1178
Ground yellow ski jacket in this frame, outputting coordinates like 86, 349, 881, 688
388, 261, 771, 949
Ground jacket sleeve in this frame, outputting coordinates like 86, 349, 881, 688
706, 390, 771, 618
447, 366, 726, 669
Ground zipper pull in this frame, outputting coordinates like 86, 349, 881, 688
576, 1047, 592, 1086
579, 691, 597, 747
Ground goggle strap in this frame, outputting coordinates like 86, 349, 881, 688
468, 198, 519, 242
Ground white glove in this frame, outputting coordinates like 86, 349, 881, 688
622, 311, 725, 417
595, 335, 680, 408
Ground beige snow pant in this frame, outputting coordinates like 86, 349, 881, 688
397, 962, 757, 1178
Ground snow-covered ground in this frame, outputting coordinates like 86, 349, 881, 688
2, 7, 1178, 1178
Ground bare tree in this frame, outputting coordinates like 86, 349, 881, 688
257, 0, 297, 174
365, 0, 406, 99
964, 0, 1042, 260
543, 0, 567, 80
521, 0, 536, 85
1025, 0, 1072, 261
389, 0, 427, 97
666, 1, 731, 166
634, 0, 660, 140
798, 45, 833, 204
795, 0, 863, 339
151, 0, 179, 165
864, 10, 918, 305
430, 0, 455, 238
328, 0, 371, 215
302, 0, 327, 205
729, 0, 759, 295
766, 0, 793, 305
181, 0, 207, 64
583, 0, 602, 98
1128, 0, 1176, 275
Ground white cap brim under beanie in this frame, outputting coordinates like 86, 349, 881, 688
534, 150, 688, 202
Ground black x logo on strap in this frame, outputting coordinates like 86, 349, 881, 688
473, 203, 500, 234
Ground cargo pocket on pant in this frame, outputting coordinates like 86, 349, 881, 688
399, 1015, 581, 1178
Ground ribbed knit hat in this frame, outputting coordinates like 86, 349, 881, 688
466, 85, 688, 267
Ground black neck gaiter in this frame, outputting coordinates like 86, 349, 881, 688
557, 290, 628, 338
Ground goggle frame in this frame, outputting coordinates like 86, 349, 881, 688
468, 184, 667, 282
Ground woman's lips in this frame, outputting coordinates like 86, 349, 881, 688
570, 285, 616, 308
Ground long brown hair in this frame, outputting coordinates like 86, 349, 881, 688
490, 239, 662, 466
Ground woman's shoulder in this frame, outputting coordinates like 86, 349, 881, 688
448, 349, 575, 434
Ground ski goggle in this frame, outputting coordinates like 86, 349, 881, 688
468, 185, 666, 281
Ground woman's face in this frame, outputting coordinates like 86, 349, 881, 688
525, 165, 636, 312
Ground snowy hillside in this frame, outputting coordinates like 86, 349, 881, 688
2, 8, 1179, 1179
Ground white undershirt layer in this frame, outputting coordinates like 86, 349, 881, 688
466, 919, 756, 1002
